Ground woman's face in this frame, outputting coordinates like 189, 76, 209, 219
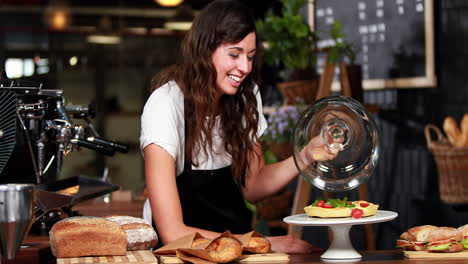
211, 32, 256, 98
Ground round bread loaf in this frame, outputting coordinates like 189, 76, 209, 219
105, 215, 158, 250
105, 215, 150, 225
122, 223, 158, 250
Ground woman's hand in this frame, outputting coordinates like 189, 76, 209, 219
267, 235, 322, 254
300, 135, 340, 163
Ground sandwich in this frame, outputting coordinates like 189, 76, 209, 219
457, 224, 468, 249
396, 225, 438, 251
427, 227, 464, 253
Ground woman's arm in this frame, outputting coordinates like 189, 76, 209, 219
144, 144, 220, 244
145, 143, 319, 253
243, 137, 338, 203
241, 142, 297, 203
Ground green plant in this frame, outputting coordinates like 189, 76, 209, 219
327, 21, 359, 64
256, 0, 318, 81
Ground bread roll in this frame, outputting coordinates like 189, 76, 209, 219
105, 215, 158, 250
205, 237, 242, 263
399, 231, 415, 242
407, 225, 438, 242
244, 237, 271, 254
122, 223, 158, 250
192, 238, 212, 248
427, 227, 464, 253
457, 223, 468, 237
49, 216, 127, 258
428, 227, 463, 242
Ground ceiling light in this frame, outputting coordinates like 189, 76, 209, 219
155, 0, 184, 7
164, 21, 192, 31
44, 0, 72, 31
87, 35, 121, 45
164, 4, 194, 31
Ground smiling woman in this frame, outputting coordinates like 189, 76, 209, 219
140, 0, 326, 254
211, 32, 256, 97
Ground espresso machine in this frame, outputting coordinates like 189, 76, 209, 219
0, 74, 129, 260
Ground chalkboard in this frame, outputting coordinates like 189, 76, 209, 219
308, 0, 435, 90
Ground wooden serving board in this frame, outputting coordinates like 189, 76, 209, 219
158, 252, 289, 263
404, 250, 468, 259
57, 250, 157, 264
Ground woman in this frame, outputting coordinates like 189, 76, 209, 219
140, 0, 333, 253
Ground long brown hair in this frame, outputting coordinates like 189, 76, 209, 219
151, 0, 262, 186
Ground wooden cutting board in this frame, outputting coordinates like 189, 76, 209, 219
56, 250, 157, 264
158, 252, 289, 263
404, 250, 468, 259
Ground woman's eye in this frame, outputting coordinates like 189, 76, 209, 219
247, 56, 254, 61
229, 54, 239, 58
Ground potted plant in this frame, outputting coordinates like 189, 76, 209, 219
256, 0, 319, 105
261, 102, 306, 160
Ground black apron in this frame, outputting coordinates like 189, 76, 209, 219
152, 105, 252, 245
176, 160, 252, 234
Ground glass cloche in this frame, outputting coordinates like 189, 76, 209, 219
292, 96, 380, 192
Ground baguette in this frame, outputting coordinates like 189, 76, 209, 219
461, 114, 468, 147
443, 116, 462, 147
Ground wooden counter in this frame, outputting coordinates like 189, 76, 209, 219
4, 200, 466, 264
288, 250, 468, 263
5, 242, 467, 264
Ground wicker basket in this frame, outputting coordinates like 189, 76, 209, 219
425, 124, 468, 204
277, 79, 318, 105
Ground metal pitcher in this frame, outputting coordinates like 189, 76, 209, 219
0, 184, 35, 260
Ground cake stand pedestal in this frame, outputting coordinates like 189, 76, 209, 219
284, 210, 398, 261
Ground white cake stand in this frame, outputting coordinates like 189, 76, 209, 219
284, 210, 398, 261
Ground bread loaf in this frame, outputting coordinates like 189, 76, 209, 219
122, 223, 158, 250
105, 215, 158, 250
49, 216, 127, 258
105, 215, 150, 225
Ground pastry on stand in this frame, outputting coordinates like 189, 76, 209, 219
284, 96, 398, 261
